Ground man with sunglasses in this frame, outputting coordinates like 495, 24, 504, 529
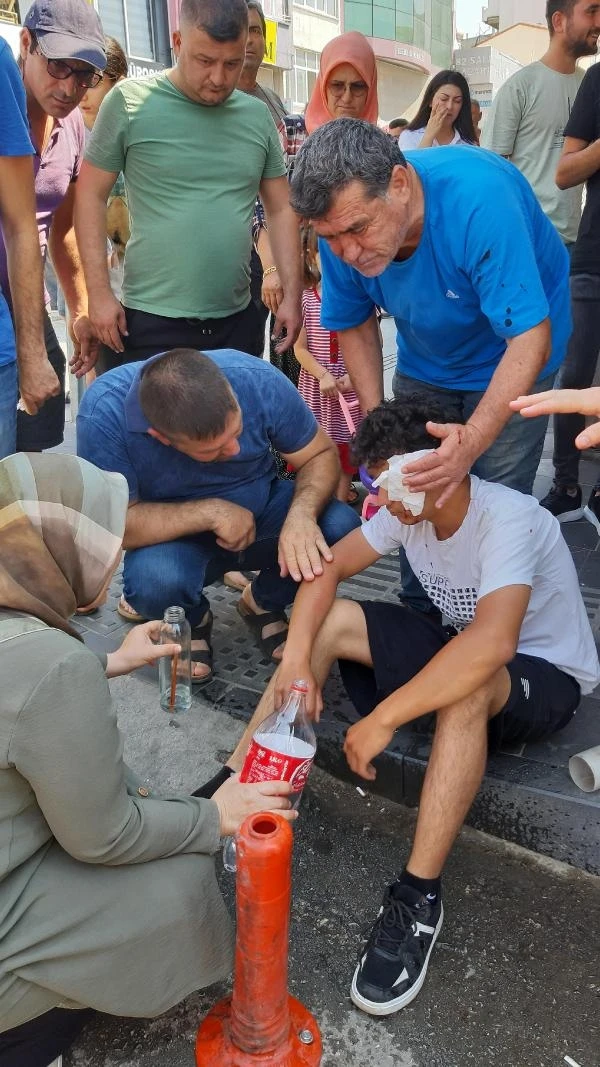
1, 0, 106, 453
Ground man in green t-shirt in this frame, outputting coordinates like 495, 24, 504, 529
482, 0, 599, 249
73, 0, 302, 371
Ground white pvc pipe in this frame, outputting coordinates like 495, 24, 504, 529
568, 745, 600, 792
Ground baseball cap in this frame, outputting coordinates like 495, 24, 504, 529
24, 0, 107, 71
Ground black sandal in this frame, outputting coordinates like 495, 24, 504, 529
190, 610, 214, 685
237, 600, 288, 661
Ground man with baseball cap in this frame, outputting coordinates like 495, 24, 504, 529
2, 0, 105, 453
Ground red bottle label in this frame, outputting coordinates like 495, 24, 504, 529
241, 734, 315, 793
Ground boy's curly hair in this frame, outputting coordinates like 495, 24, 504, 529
352, 393, 449, 468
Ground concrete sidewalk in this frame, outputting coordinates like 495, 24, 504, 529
65, 672, 600, 1067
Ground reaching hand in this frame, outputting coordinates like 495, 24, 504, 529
105, 620, 180, 678
212, 774, 296, 836
511, 388, 600, 449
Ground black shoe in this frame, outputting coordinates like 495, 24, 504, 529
351, 882, 443, 1016
584, 489, 600, 535
539, 484, 583, 522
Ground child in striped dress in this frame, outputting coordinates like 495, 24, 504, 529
295, 225, 364, 503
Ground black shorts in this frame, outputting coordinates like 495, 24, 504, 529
338, 601, 581, 750
16, 309, 66, 451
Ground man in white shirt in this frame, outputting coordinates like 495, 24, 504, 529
241, 394, 599, 1017
482, 0, 600, 248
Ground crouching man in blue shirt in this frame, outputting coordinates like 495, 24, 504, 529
77, 347, 360, 691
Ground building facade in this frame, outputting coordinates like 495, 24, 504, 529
482, 0, 545, 33
454, 41, 521, 121
95, 0, 171, 74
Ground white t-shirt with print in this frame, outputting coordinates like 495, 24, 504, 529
361, 476, 600, 694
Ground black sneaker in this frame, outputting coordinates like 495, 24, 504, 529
539, 484, 583, 523
584, 489, 600, 535
350, 882, 443, 1016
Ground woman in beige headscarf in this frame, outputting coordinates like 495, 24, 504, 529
0, 453, 293, 1067
304, 31, 379, 134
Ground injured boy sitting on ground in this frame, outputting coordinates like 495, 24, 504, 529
239, 393, 600, 1017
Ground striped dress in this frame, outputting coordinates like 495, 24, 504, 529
299, 286, 363, 443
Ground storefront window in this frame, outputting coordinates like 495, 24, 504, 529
293, 0, 338, 16
284, 46, 319, 112
97, 0, 157, 61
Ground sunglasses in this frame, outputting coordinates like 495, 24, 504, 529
32, 43, 102, 88
328, 80, 368, 98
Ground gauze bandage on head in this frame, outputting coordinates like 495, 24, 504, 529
372, 450, 435, 516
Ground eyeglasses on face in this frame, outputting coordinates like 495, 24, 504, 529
328, 79, 368, 97
33, 46, 103, 88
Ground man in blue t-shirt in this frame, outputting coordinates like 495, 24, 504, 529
77, 347, 360, 683
291, 119, 570, 505
0, 38, 59, 458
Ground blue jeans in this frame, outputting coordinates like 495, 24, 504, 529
123, 479, 361, 627
0, 362, 17, 459
392, 370, 556, 613
553, 273, 600, 488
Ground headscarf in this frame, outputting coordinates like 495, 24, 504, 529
304, 31, 379, 135
0, 454, 128, 636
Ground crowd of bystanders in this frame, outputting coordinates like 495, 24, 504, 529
1, 0, 600, 1063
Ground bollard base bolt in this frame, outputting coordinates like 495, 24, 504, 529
196, 994, 322, 1066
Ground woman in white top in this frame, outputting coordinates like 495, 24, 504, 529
399, 70, 478, 150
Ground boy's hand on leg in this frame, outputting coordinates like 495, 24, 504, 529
343, 708, 396, 780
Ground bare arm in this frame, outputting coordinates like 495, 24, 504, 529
255, 225, 283, 316
48, 182, 86, 319
74, 160, 127, 354
344, 585, 530, 779
336, 313, 384, 413
293, 324, 327, 378
50, 181, 103, 373
0, 155, 59, 413
511, 385, 600, 449
259, 175, 302, 350
277, 427, 342, 582
123, 497, 255, 552
404, 319, 551, 504
275, 526, 381, 714
466, 319, 551, 450
556, 135, 600, 190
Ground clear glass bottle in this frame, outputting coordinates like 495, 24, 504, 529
159, 606, 192, 714
223, 680, 316, 872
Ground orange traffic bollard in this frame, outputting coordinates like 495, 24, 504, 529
196, 812, 322, 1066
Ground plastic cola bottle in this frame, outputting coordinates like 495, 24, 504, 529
222, 679, 316, 872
